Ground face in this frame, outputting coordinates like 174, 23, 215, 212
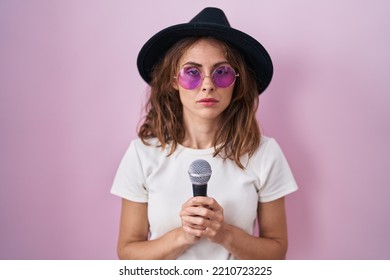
173, 38, 235, 126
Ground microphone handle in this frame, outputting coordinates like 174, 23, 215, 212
192, 184, 207, 197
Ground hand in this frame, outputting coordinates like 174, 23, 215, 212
180, 196, 226, 244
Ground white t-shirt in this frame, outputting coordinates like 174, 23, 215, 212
110, 136, 298, 259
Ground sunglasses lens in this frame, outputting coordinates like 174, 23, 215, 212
212, 66, 237, 88
177, 67, 201, 90
177, 66, 237, 90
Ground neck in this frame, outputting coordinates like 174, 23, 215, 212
181, 118, 221, 149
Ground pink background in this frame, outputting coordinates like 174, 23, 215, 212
1, 0, 389, 259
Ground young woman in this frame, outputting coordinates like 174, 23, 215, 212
111, 7, 298, 260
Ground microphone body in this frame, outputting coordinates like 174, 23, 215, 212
188, 159, 212, 197
192, 183, 208, 197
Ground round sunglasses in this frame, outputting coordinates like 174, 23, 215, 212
174, 65, 239, 90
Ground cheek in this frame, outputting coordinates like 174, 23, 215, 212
221, 99, 232, 111
178, 89, 191, 106
221, 89, 234, 106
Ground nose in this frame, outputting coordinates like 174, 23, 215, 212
201, 75, 215, 92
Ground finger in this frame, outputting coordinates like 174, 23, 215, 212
181, 197, 197, 209
192, 197, 224, 211
184, 206, 213, 218
181, 197, 209, 210
182, 222, 207, 230
180, 207, 209, 219
208, 219, 223, 231
191, 196, 213, 205
182, 214, 210, 228
182, 225, 204, 237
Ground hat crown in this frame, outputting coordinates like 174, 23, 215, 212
189, 7, 231, 27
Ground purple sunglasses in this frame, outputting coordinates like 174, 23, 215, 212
174, 65, 239, 90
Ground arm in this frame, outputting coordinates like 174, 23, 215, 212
117, 198, 199, 260
223, 198, 288, 259
181, 197, 288, 259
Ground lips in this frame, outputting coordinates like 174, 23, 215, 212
197, 98, 219, 106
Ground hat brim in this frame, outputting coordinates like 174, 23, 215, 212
137, 22, 273, 95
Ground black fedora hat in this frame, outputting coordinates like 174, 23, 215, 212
137, 7, 273, 95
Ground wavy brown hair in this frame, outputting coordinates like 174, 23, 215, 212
138, 37, 261, 169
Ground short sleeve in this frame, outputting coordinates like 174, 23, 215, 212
110, 140, 148, 202
255, 138, 298, 203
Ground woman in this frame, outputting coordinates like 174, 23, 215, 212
111, 7, 298, 260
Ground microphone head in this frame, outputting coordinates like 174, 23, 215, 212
188, 159, 212, 186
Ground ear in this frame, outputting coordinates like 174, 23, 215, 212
172, 79, 179, 91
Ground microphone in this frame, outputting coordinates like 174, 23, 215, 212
188, 159, 212, 196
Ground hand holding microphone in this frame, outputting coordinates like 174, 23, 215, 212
180, 159, 225, 243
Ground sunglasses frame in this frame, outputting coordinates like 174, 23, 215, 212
174, 65, 239, 90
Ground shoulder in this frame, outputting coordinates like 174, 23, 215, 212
249, 136, 289, 168
250, 136, 298, 202
131, 137, 163, 152
132, 137, 159, 148
259, 135, 274, 147
129, 137, 171, 159
254, 136, 281, 157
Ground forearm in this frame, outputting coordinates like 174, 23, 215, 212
220, 224, 287, 260
118, 227, 192, 260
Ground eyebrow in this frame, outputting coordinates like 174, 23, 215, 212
181, 61, 230, 68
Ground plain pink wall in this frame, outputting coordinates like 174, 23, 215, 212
1, 0, 389, 259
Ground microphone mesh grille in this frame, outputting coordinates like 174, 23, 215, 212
188, 159, 212, 185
